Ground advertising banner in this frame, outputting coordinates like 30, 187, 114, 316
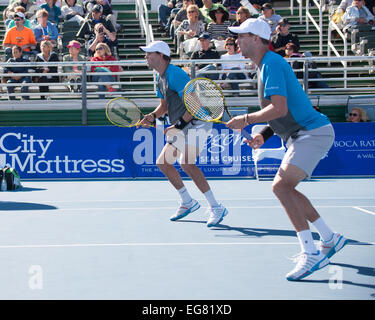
0, 123, 374, 179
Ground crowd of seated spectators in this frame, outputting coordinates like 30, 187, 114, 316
1, 0, 122, 100
331, 0, 374, 29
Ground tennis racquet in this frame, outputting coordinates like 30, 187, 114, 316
106, 97, 153, 127
183, 77, 253, 140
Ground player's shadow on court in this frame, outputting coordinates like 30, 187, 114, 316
0, 202, 57, 211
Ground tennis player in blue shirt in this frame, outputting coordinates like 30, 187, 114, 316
227, 19, 348, 281
139, 41, 228, 228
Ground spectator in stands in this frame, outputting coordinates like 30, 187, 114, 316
200, 0, 221, 24
3, 0, 38, 22
157, 1, 184, 32
176, 4, 205, 41
172, 0, 204, 39
259, 3, 282, 34
76, 4, 116, 42
61, 0, 85, 25
2, 12, 37, 61
33, 9, 59, 50
285, 42, 303, 58
271, 18, 300, 57
192, 32, 220, 80
34, 40, 59, 100
220, 37, 247, 96
223, 0, 242, 19
90, 42, 122, 99
343, 0, 374, 30
347, 107, 369, 121
87, 21, 118, 56
63, 40, 85, 92
207, 5, 231, 40
84, 0, 120, 31
4, 46, 32, 100
5, 6, 34, 30
39, 0, 62, 24
231, 6, 252, 27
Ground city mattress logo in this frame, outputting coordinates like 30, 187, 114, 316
0, 132, 125, 176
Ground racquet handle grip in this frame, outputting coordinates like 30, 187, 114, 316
240, 129, 253, 141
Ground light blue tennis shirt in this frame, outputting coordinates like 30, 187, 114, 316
156, 63, 191, 124
258, 50, 330, 141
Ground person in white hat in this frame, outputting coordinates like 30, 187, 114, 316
138, 40, 228, 228
226, 18, 348, 281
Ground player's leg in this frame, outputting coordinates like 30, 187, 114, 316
156, 143, 200, 221
272, 163, 329, 281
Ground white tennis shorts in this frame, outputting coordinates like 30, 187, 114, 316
282, 124, 335, 178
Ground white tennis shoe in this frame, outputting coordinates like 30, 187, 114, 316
206, 204, 228, 227
318, 233, 348, 259
170, 199, 200, 221
286, 251, 330, 281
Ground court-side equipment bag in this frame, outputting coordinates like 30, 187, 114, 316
0, 166, 22, 191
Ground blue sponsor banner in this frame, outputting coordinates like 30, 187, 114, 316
0, 123, 374, 179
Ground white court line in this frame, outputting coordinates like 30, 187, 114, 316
353, 206, 375, 216
11, 197, 375, 203
2, 205, 375, 213
0, 242, 302, 249
0, 241, 374, 249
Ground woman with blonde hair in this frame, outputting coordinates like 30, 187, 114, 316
347, 107, 369, 122
90, 42, 122, 99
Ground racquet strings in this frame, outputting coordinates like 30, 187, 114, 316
107, 99, 141, 127
184, 78, 225, 122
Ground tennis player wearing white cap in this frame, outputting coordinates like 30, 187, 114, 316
226, 19, 347, 281
138, 41, 228, 228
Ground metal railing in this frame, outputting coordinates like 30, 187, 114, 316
1, 56, 375, 122
306, 0, 324, 56
135, 0, 154, 45
290, 0, 304, 24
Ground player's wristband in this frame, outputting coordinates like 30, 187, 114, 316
175, 117, 189, 130
259, 126, 274, 142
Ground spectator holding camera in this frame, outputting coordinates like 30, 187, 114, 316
76, 4, 116, 42
87, 21, 118, 56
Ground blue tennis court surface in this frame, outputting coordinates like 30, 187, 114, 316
0, 178, 374, 300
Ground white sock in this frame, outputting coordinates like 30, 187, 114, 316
204, 189, 219, 207
178, 186, 193, 204
313, 217, 334, 242
297, 229, 318, 254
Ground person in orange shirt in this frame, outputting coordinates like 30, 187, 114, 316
2, 12, 37, 60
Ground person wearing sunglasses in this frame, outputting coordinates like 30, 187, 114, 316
347, 107, 369, 122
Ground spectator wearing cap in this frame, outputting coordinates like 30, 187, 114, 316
5, 6, 34, 30
76, 4, 116, 42
2, 12, 37, 61
207, 5, 231, 40
33, 9, 59, 50
39, 0, 62, 24
191, 32, 220, 80
84, 0, 120, 31
271, 18, 300, 57
4, 46, 32, 100
61, 0, 85, 25
259, 3, 282, 34
4, 0, 38, 22
87, 20, 118, 57
63, 40, 85, 92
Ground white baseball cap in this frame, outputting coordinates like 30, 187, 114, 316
140, 41, 171, 57
228, 18, 271, 41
